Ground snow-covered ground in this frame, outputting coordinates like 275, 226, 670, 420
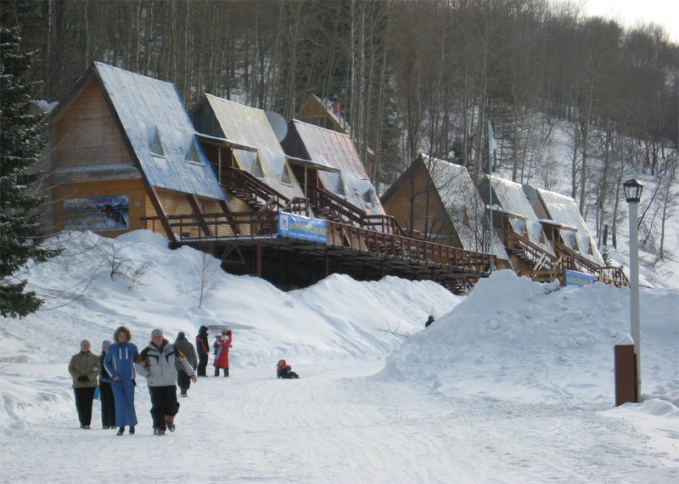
0, 229, 677, 483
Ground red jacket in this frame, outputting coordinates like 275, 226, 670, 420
213, 335, 232, 368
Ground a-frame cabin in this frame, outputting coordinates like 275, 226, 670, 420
523, 186, 627, 285
44, 62, 227, 243
380, 154, 510, 268
282, 119, 393, 233
297, 94, 351, 135
478, 175, 556, 276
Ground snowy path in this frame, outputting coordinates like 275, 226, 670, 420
1, 360, 675, 483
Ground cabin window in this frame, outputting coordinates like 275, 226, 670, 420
280, 164, 292, 185
462, 209, 470, 227
363, 190, 372, 203
186, 139, 202, 165
336, 174, 345, 195
150, 129, 164, 157
251, 157, 264, 178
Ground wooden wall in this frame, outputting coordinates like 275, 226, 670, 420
382, 167, 459, 247
52, 77, 131, 168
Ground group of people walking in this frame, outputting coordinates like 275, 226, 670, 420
68, 325, 200, 436
69, 324, 299, 434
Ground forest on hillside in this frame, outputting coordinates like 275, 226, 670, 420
2, 0, 677, 259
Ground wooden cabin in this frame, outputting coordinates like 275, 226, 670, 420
297, 94, 351, 135
523, 186, 627, 285
478, 175, 556, 276
44, 62, 227, 243
283, 119, 382, 215
380, 154, 510, 267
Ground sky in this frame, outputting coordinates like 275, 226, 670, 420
575, 0, 679, 42
0, 224, 677, 483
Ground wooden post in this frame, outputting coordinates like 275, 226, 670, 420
615, 343, 637, 406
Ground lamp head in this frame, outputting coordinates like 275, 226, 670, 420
623, 179, 643, 203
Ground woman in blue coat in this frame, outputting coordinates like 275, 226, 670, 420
104, 326, 140, 436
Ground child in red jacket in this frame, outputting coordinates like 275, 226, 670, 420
276, 359, 299, 379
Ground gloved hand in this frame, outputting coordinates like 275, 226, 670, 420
77, 376, 89, 382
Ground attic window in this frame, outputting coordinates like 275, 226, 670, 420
186, 139, 202, 165
335, 174, 345, 196
251, 157, 264, 178
463, 209, 470, 227
281, 164, 292, 185
150, 129, 164, 157
363, 190, 372, 204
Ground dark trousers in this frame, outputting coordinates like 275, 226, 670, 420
99, 381, 116, 427
197, 353, 208, 376
148, 385, 179, 430
74, 387, 96, 426
177, 371, 191, 394
214, 367, 229, 376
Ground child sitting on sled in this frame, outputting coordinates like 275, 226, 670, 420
276, 359, 299, 379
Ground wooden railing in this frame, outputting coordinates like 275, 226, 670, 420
308, 185, 408, 236
222, 166, 289, 211
143, 210, 496, 276
504, 231, 557, 270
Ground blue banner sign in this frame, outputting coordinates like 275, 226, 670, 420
278, 212, 327, 243
565, 269, 595, 287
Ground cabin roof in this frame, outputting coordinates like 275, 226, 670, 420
488, 175, 555, 256
92, 62, 225, 200
534, 188, 605, 266
422, 155, 507, 259
288, 119, 383, 215
193, 94, 303, 201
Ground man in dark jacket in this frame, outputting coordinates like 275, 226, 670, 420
174, 332, 198, 396
136, 328, 196, 436
195, 325, 210, 377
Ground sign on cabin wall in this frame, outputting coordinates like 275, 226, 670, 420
565, 269, 595, 287
64, 195, 129, 231
278, 211, 327, 243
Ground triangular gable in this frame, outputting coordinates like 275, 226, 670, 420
93, 62, 225, 201
298, 94, 352, 135
288, 119, 384, 216
192, 94, 304, 201
535, 188, 605, 266
422, 155, 508, 259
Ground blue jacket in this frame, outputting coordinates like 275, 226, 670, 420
104, 342, 139, 381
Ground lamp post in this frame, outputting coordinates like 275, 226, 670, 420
623, 178, 643, 400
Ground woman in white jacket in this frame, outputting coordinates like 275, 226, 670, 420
135, 328, 196, 436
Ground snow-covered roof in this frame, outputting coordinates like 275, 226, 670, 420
424, 155, 508, 259
488, 176, 555, 256
194, 94, 304, 201
535, 188, 605, 266
290, 120, 384, 216
93, 62, 225, 200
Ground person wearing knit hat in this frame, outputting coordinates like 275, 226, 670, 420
98, 340, 116, 429
135, 328, 197, 435
68, 340, 100, 429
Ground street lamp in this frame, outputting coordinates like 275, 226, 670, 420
623, 178, 643, 400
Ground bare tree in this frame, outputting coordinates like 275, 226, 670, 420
192, 250, 221, 308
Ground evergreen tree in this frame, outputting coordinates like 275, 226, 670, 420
0, 27, 60, 318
